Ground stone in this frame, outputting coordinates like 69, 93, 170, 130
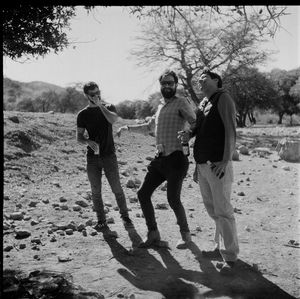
75, 200, 89, 208
15, 229, 31, 239
10, 212, 24, 221
126, 179, 136, 188
73, 205, 81, 211
28, 201, 38, 207
8, 116, 20, 123
58, 254, 73, 262
276, 138, 300, 162
238, 145, 249, 155
4, 245, 14, 252
65, 229, 74, 235
155, 203, 168, 210
59, 196, 68, 202
129, 196, 138, 203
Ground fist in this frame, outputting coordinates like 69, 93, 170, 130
116, 126, 128, 138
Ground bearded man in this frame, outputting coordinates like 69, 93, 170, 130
117, 70, 196, 249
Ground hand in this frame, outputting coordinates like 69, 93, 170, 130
212, 161, 228, 179
87, 140, 99, 152
177, 130, 190, 143
116, 125, 128, 138
193, 166, 198, 183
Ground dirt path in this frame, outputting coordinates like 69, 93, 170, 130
3, 111, 300, 299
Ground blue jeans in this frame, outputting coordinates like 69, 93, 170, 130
137, 151, 190, 233
87, 153, 128, 223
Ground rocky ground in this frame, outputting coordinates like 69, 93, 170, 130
2, 111, 300, 299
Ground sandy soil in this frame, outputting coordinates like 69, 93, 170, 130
3, 111, 300, 299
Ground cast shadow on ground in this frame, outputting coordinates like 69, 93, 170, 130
103, 228, 296, 299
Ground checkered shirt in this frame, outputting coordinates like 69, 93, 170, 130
153, 96, 196, 156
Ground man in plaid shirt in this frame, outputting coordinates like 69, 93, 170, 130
117, 70, 196, 249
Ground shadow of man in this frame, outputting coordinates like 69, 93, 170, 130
187, 241, 296, 299
103, 229, 296, 299
103, 228, 204, 299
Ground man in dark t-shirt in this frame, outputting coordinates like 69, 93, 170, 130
76, 81, 133, 234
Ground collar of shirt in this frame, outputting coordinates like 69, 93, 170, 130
160, 95, 177, 106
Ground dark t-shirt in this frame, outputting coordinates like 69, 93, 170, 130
76, 104, 116, 157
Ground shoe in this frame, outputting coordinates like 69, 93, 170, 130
176, 232, 192, 249
94, 222, 109, 231
219, 261, 235, 276
122, 216, 134, 228
138, 230, 161, 248
202, 247, 222, 259
94, 222, 118, 238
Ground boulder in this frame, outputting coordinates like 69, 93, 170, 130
276, 138, 300, 162
238, 145, 249, 155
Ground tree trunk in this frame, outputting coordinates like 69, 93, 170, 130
278, 112, 284, 124
236, 113, 244, 127
242, 113, 247, 127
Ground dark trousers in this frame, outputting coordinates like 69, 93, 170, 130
87, 153, 128, 223
137, 151, 190, 233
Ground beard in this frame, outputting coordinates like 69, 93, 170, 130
161, 87, 176, 99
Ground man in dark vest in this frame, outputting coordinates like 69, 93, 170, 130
179, 69, 239, 274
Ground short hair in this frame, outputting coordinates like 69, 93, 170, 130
83, 81, 99, 94
159, 70, 178, 84
200, 69, 222, 88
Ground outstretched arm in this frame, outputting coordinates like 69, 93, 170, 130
116, 116, 156, 137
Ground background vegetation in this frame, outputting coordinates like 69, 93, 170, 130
3, 5, 300, 127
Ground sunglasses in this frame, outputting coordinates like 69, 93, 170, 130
160, 81, 175, 87
88, 91, 101, 97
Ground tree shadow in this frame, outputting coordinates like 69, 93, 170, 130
103, 230, 296, 299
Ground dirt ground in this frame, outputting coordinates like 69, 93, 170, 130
3, 111, 300, 299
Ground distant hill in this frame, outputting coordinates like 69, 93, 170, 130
3, 77, 66, 109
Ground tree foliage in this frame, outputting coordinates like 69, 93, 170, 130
3, 6, 78, 60
14, 87, 87, 113
128, 6, 287, 38
130, 6, 277, 104
268, 68, 300, 124
223, 67, 277, 127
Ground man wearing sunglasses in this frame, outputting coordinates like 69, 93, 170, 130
117, 70, 197, 249
179, 69, 239, 274
76, 81, 133, 235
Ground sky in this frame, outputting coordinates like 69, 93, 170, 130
3, 6, 300, 105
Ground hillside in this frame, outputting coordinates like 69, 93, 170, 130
3, 77, 66, 108
3, 110, 300, 299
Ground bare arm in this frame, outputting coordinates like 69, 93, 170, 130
98, 103, 119, 124
116, 116, 156, 137
76, 127, 98, 152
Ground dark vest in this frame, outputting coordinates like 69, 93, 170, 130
193, 91, 225, 164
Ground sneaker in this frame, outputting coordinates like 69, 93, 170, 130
176, 232, 192, 249
220, 261, 235, 275
94, 222, 109, 231
122, 216, 134, 228
202, 247, 222, 259
138, 229, 161, 248
94, 222, 118, 238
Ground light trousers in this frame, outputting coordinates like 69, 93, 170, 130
197, 161, 239, 262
